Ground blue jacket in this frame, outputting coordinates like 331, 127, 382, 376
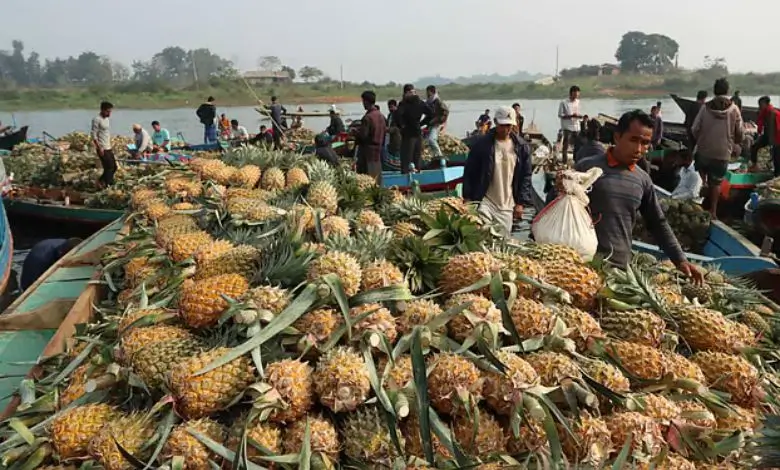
21, 238, 67, 291
462, 130, 533, 206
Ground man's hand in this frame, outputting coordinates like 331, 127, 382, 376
513, 204, 524, 220
96, 148, 104, 158
676, 261, 704, 284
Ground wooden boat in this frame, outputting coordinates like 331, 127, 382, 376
382, 166, 464, 192
671, 93, 761, 124
255, 107, 342, 118
530, 172, 777, 276
0, 218, 125, 414
596, 114, 688, 148
0, 189, 13, 301
0, 126, 29, 151
3, 197, 123, 226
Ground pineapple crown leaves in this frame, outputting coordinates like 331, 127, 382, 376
324, 230, 393, 265
419, 211, 488, 255
387, 237, 449, 295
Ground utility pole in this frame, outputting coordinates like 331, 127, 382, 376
340, 64, 344, 90
555, 45, 559, 79
190, 50, 199, 90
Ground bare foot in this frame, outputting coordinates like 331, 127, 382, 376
709, 211, 718, 220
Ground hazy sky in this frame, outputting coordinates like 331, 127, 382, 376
3, 0, 777, 84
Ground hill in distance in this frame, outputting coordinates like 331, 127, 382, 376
416, 70, 546, 86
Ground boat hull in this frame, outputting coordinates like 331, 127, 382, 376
0, 126, 29, 151
381, 167, 464, 192
3, 198, 123, 226
671, 93, 760, 124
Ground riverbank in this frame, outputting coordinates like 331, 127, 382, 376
1, 71, 779, 111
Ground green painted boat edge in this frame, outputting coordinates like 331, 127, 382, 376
3, 198, 123, 224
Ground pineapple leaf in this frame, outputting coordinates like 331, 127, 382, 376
189, 430, 267, 470
410, 328, 434, 464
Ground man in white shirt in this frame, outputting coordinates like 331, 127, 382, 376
230, 119, 250, 142
132, 124, 152, 156
90, 101, 115, 187
558, 85, 582, 164
671, 151, 703, 203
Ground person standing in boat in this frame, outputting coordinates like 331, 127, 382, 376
218, 113, 231, 138
691, 78, 743, 218
684, 90, 707, 148
91, 101, 116, 187
512, 103, 525, 136
326, 110, 345, 137
423, 85, 449, 160
385, 99, 402, 160
263, 96, 287, 149
396, 84, 434, 173
20, 238, 83, 291
475, 109, 491, 134
731, 91, 743, 113
196, 96, 217, 144
558, 86, 582, 164
463, 106, 532, 236
650, 106, 664, 149
574, 119, 605, 162
353, 91, 386, 184
752, 96, 780, 176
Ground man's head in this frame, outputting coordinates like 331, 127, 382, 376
585, 119, 601, 141
230, 119, 239, 128
426, 85, 436, 99
361, 90, 377, 111
612, 110, 655, 166
260, 125, 267, 132
713, 78, 729, 96
759, 96, 772, 110
59, 238, 83, 257
100, 101, 113, 117
676, 149, 694, 168
696, 90, 708, 103
493, 106, 516, 140
221, 113, 226, 118
403, 84, 415, 98
207, 96, 215, 103
656, 101, 662, 109
387, 99, 397, 112
151, 120, 161, 131
734, 90, 740, 97
569, 85, 580, 100
484, 109, 490, 115
512, 102, 521, 113
271, 96, 277, 103
650, 106, 659, 117
131, 123, 142, 134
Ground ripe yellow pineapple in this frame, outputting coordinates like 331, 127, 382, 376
677, 400, 716, 429
504, 416, 548, 455
716, 405, 757, 432
263, 359, 314, 423
130, 188, 159, 209
227, 198, 281, 222
361, 259, 404, 291
282, 415, 340, 463
226, 187, 271, 201
402, 413, 452, 462
226, 419, 282, 463
424, 196, 469, 217
119, 324, 195, 364
230, 164, 262, 188
636, 393, 681, 424
599, 309, 666, 347
541, 260, 602, 311
691, 352, 762, 407
341, 406, 404, 467
355, 209, 385, 231
483, 350, 540, 416
391, 221, 420, 239
130, 337, 205, 389
180, 274, 250, 328
313, 347, 370, 412
378, 355, 413, 390
395, 298, 443, 335
347, 303, 398, 344
214, 165, 237, 185
307, 181, 339, 215
525, 352, 582, 386
293, 307, 340, 347
261, 167, 285, 190
285, 167, 310, 188
354, 173, 377, 190
194, 245, 261, 280
560, 413, 612, 467
171, 202, 200, 211
169, 347, 256, 419
525, 243, 584, 264
245, 285, 290, 316
193, 239, 235, 266
155, 215, 199, 247
51, 403, 118, 460
663, 352, 707, 384
320, 215, 350, 238
124, 257, 163, 289
555, 305, 603, 351
604, 412, 664, 458
510, 297, 556, 339
452, 409, 506, 457
168, 230, 214, 263
579, 359, 630, 393
445, 294, 502, 341
671, 306, 757, 353
426, 352, 482, 415
494, 252, 545, 298
143, 200, 172, 221
88, 414, 156, 470
288, 204, 315, 232
439, 251, 501, 295
306, 251, 362, 297
163, 419, 225, 470
604, 340, 666, 381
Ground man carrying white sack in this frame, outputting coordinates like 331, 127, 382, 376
462, 105, 533, 236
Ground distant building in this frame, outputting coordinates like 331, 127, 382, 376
243, 70, 293, 85
535, 76, 556, 86
598, 64, 621, 76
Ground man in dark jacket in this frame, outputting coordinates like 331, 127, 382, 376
314, 133, 340, 166
385, 99, 402, 157
463, 106, 532, 236
684, 90, 707, 148
326, 110, 345, 137
396, 84, 433, 173
196, 96, 217, 144
21, 238, 83, 291
423, 85, 449, 159
264, 96, 287, 149
353, 91, 387, 184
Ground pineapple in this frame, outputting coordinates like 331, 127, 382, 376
671, 306, 757, 353
193, 239, 235, 266
716, 405, 757, 432
541, 261, 602, 311
313, 347, 370, 412
354, 173, 377, 190
604, 412, 664, 458
599, 309, 666, 347
130, 188, 159, 209
88, 414, 156, 470
555, 305, 603, 351
691, 352, 762, 407
180, 274, 250, 328
525, 243, 584, 264
155, 215, 199, 247
495, 252, 545, 298
320, 215, 351, 238
604, 340, 666, 381
348, 303, 398, 343
445, 294, 502, 342
119, 325, 194, 364
525, 352, 582, 386
285, 167, 310, 188
226, 419, 282, 463
263, 359, 314, 423
439, 251, 502, 295
261, 167, 285, 190
227, 198, 281, 223
194, 245, 261, 280
143, 200, 171, 221
663, 352, 707, 384
214, 165, 237, 185
509, 297, 556, 339
402, 413, 452, 462
677, 400, 716, 429
163, 419, 225, 470
230, 164, 262, 188
282, 415, 340, 463
424, 196, 469, 217
681, 282, 714, 303
361, 259, 404, 291
391, 221, 420, 239
171, 202, 200, 211
378, 355, 413, 390
560, 413, 612, 467
289, 204, 315, 232
451, 409, 505, 457
60, 362, 107, 407
307, 181, 339, 215
426, 352, 482, 415
169, 347, 256, 419
124, 257, 163, 289
51, 403, 117, 460
355, 209, 385, 231
227, 187, 271, 201
483, 350, 540, 416
130, 336, 205, 389
341, 406, 404, 467
740, 309, 771, 334
306, 251, 362, 297
395, 298, 443, 335
245, 285, 290, 316
293, 307, 340, 346
579, 359, 630, 393
168, 230, 214, 263
636, 393, 681, 424
504, 416, 548, 455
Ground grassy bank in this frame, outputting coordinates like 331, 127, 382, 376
2, 71, 780, 111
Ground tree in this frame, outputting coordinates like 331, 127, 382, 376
702, 55, 728, 75
151, 46, 190, 84
615, 31, 679, 74
281, 65, 296, 81
112, 62, 131, 82
258, 55, 282, 71
298, 66, 324, 82
190, 48, 233, 80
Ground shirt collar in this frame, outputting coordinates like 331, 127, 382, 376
606, 148, 635, 171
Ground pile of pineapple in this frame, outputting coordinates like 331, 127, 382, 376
421, 133, 470, 162
2, 145, 779, 469
633, 199, 712, 253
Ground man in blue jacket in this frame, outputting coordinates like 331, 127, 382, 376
463, 106, 532, 236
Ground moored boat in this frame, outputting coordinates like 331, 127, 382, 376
0, 188, 13, 302
0, 126, 29, 151
671, 93, 761, 124
382, 166, 464, 192
3, 197, 123, 226
255, 107, 342, 118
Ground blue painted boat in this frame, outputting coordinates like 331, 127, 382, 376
0, 186, 13, 298
382, 166, 464, 192
530, 172, 777, 276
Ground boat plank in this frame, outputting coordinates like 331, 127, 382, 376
14, 281, 86, 313
43, 266, 98, 283
0, 330, 55, 409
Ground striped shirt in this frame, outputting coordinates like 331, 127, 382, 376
574, 153, 685, 266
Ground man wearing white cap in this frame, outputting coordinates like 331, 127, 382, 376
463, 106, 533, 236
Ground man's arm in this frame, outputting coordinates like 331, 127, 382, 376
90, 118, 102, 154
512, 143, 533, 206
161, 129, 171, 148
558, 101, 568, 119
439, 100, 450, 125
461, 144, 482, 201
691, 107, 703, 139
733, 110, 744, 145
281, 105, 287, 114
640, 181, 686, 263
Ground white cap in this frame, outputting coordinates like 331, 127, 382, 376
494, 106, 516, 125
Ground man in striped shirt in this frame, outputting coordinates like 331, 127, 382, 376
573, 110, 703, 281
